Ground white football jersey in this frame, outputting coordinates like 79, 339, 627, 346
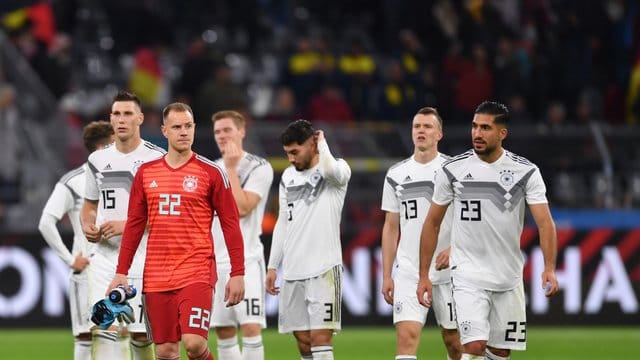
433, 149, 548, 291
85, 141, 165, 262
268, 141, 351, 280
212, 152, 274, 271
381, 153, 453, 284
41, 163, 91, 265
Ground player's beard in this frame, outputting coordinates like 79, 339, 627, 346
473, 140, 497, 156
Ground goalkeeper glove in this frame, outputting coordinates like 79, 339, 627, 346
91, 298, 136, 329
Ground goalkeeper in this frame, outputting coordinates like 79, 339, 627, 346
108, 103, 245, 360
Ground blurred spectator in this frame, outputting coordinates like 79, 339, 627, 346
376, 59, 417, 121
494, 33, 530, 105
141, 107, 168, 150
194, 63, 247, 128
0, 82, 20, 204
263, 86, 303, 122
545, 100, 568, 133
337, 36, 377, 118
285, 35, 336, 107
394, 29, 428, 86
306, 82, 354, 124
174, 35, 220, 104
443, 42, 494, 122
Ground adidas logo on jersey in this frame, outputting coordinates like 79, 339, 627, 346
149, 180, 158, 188
404, 175, 412, 182
463, 173, 474, 180
103, 164, 112, 170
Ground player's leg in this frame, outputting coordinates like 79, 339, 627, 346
238, 260, 267, 360
307, 265, 342, 360
88, 254, 131, 359
212, 270, 242, 360
127, 269, 154, 359
451, 277, 491, 357
485, 282, 527, 360
392, 274, 429, 359
279, 279, 312, 358
431, 283, 462, 360
145, 290, 181, 360
177, 282, 215, 360
70, 271, 93, 360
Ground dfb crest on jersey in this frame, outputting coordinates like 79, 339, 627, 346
132, 160, 145, 174
308, 171, 322, 187
183, 175, 198, 192
499, 169, 515, 187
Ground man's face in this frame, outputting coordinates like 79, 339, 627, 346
471, 113, 506, 156
283, 137, 315, 171
213, 118, 245, 154
412, 113, 442, 152
110, 101, 143, 142
162, 110, 195, 152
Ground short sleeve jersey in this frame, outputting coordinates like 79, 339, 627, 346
381, 153, 453, 284
433, 149, 548, 290
117, 153, 244, 292
212, 153, 274, 272
85, 141, 165, 260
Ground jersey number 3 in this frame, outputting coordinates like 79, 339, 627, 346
159, 194, 181, 215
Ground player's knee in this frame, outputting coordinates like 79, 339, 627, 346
463, 340, 487, 356
183, 335, 208, 357
309, 329, 333, 346
215, 326, 237, 339
240, 323, 262, 337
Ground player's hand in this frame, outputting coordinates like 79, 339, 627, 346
265, 269, 279, 295
106, 273, 129, 297
82, 221, 102, 243
99, 220, 125, 240
314, 130, 325, 144
542, 270, 558, 297
71, 252, 90, 273
225, 275, 245, 307
381, 276, 394, 305
417, 277, 432, 308
222, 141, 242, 170
435, 247, 451, 270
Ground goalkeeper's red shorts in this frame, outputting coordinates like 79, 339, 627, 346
144, 281, 213, 343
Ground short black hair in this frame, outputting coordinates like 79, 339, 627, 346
281, 119, 314, 146
112, 90, 142, 112
475, 101, 510, 126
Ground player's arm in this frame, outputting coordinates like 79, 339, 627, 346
381, 211, 400, 305
529, 202, 558, 297
229, 161, 273, 217
266, 180, 287, 295
114, 169, 148, 281
417, 203, 447, 307
80, 199, 101, 242
38, 184, 84, 269
211, 165, 245, 305
316, 130, 351, 186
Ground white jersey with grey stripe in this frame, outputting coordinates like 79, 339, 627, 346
432, 149, 548, 291
212, 152, 274, 271
268, 140, 351, 280
381, 153, 453, 284
41, 163, 91, 265
85, 140, 165, 264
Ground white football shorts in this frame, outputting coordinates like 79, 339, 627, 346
392, 273, 428, 325
278, 265, 342, 334
69, 270, 92, 336
87, 250, 147, 333
211, 259, 267, 328
431, 282, 457, 330
451, 277, 527, 350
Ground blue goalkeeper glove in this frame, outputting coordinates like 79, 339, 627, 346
91, 298, 135, 329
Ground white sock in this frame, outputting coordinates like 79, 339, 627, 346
217, 336, 242, 360
485, 349, 509, 360
74, 339, 91, 360
131, 338, 155, 360
395, 356, 417, 359
461, 354, 486, 360
92, 329, 131, 359
311, 345, 333, 360
301, 355, 313, 360
242, 335, 264, 360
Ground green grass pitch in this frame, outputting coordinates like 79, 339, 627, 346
0, 326, 637, 359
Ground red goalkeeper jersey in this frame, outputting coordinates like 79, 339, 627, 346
116, 153, 244, 292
